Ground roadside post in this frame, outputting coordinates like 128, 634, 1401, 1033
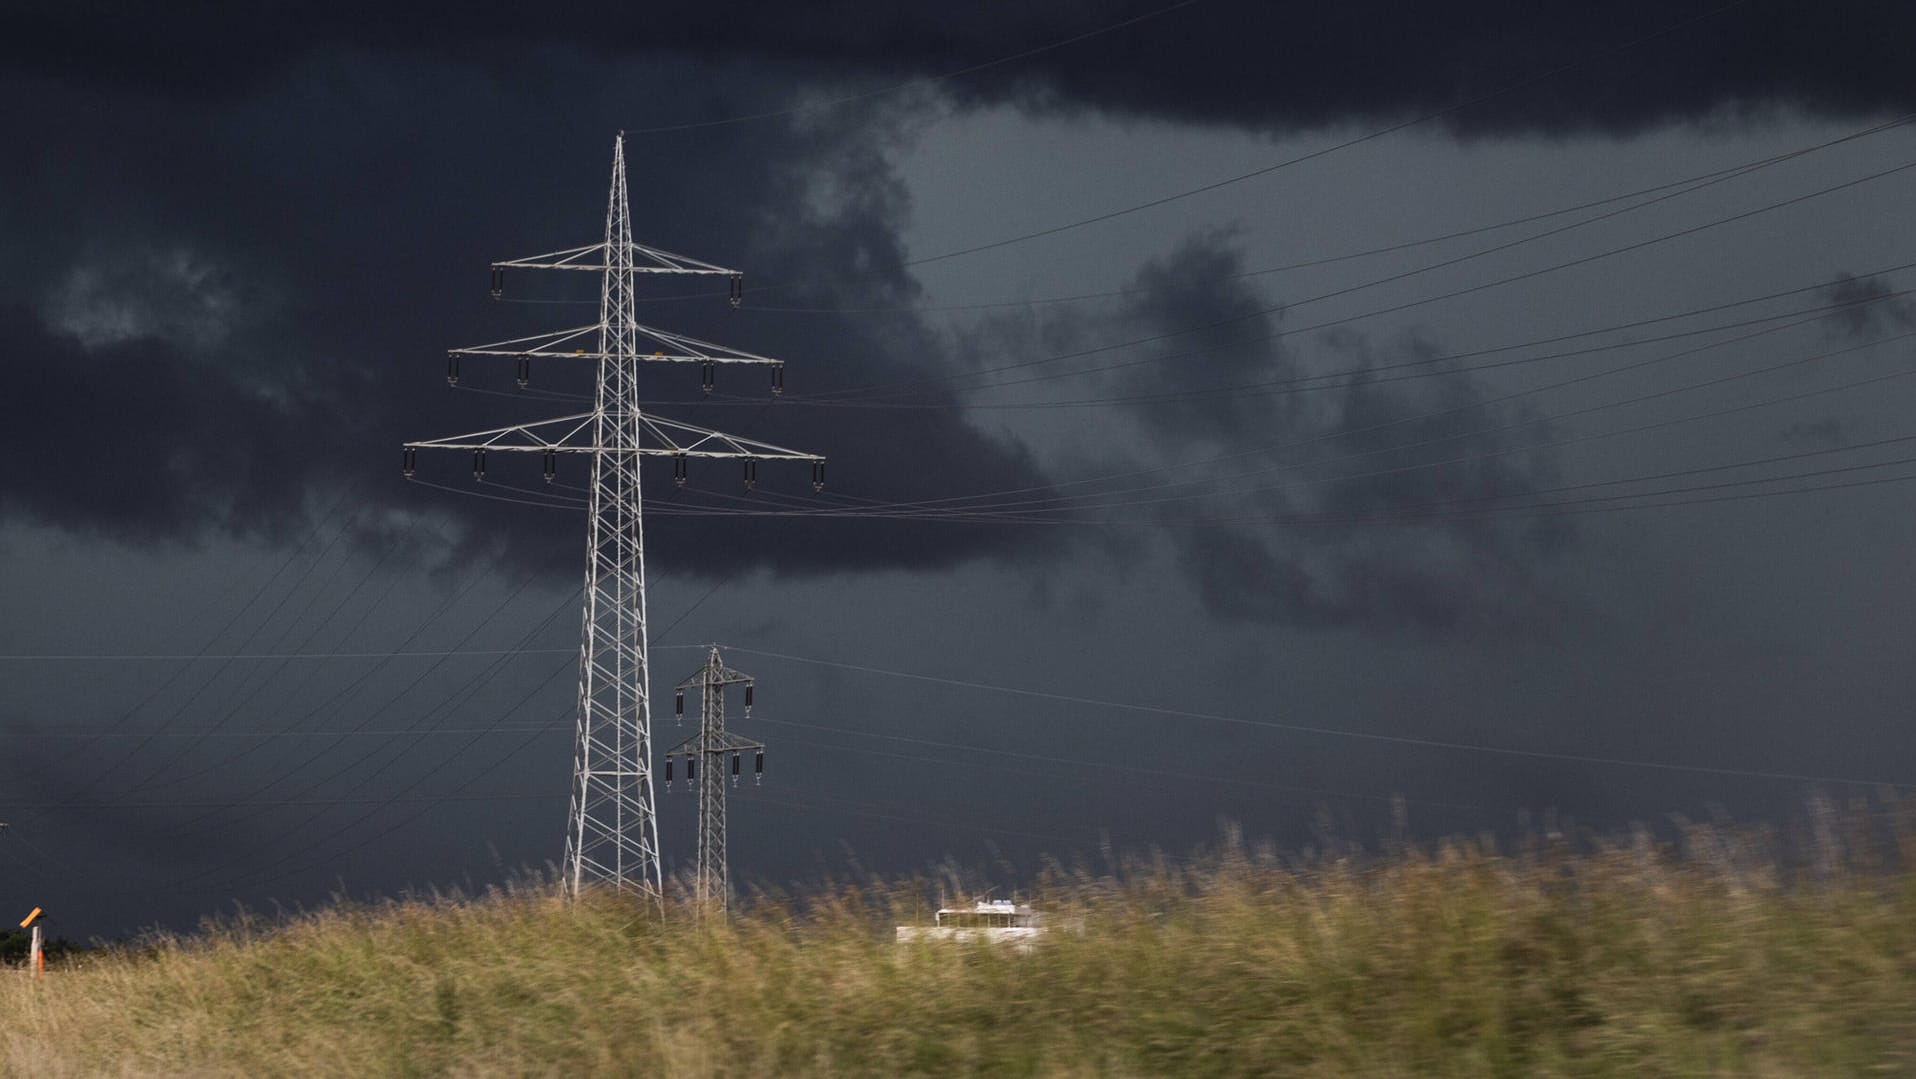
19, 907, 44, 979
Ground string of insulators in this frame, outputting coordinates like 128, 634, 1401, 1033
743, 682, 753, 718
755, 749, 764, 786
472, 449, 486, 482
674, 688, 685, 724
490, 266, 503, 299
728, 274, 743, 308
811, 460, 825, 492
742, 458, 757, 491
542, 448, 557, 484
401, 447, 417, 478
772, 364, 784, 397
673, 454, 688, 487
516, 355, 530, 389
700, 360, 716, 395
446, 353, 461, 386
664, 756, 673, 788
686, 756, 697, 781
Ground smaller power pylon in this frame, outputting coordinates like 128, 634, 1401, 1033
663, 646, 763, 912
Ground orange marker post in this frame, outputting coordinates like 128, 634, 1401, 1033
19, 908, 44, 980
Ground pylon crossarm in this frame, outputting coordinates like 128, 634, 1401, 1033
404, 413, 598, 452
493, 241, 739, 276
406, 410, 824, 462
493, 243, 606, 271
665, 731, 764, 756
449, 321, 782, 366
449, 324, 600, 357
637, 413, 824, 461
630, 323, 780, 367
675, 665, 753, 690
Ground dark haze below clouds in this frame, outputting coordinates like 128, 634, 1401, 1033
8, 1, 1914, 135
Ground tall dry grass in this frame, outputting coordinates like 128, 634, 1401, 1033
3, 799, 1915, 1077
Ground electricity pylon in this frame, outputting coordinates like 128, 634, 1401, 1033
403, 135, 822, 901
663, 646, 763, 912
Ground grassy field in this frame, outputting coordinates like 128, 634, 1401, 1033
3, 806, 1915, 1077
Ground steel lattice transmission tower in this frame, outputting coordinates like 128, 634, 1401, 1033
663, 646, 764, 912
402, 135, 823, 900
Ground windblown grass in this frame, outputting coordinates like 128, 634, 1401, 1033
4, 800, 1915, 1077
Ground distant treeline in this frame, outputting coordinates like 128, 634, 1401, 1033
0, 929, 82, 964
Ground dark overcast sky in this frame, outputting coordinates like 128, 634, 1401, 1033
5, 0, 1916, 937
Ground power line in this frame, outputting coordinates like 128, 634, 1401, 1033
761, 281, 1809, 412
631, 0, 1753, 309
171, 595, 738, 900
116, 508, 420, 796
406, 474, 586, 512
659, 277, 1915, 532
801, 152, 1916, 404
626, 302, 1916, 531
32, 492, 356, 773
752, 716, 1486, 814
16, 496, 363, 824
906, 326, 1916, 522
721, 645, 1914, 789
890, 1, 1754, 274
644, 464, 1916, 530
9, 793, 559, 811
143, 570, 568, 834
755, 272, 1916, 413
735, 114, 1916, 317
750, 788, 1124, 849
90, 577, 744, 902
126, 527, 738, 896
6, 725, 562, 740
115, 558, 531, 801
628, 318, 1916, 526
0, 645, 706, 663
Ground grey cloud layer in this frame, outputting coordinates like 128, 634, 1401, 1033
981, 235, 1567, 632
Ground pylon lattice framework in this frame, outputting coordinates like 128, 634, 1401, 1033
664, 646, 763, 912
404, 135, 822, 899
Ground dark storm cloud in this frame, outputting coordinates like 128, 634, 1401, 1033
1010, 234, 1567, 632
9, 1, 1913, 134
0, 303, 329, 543
0, 58, 1056, 580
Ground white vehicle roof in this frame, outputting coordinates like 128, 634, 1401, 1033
935, 899, 1034, 917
